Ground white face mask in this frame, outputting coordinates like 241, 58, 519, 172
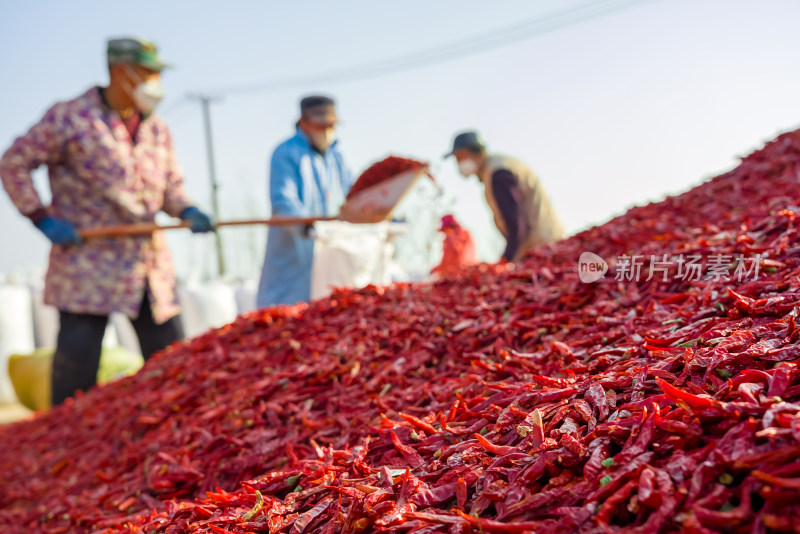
308, 128, 336, 152
458, 158, 479, 177
124, 67, 165, 115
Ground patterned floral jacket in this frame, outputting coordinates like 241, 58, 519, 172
0, 87, 193, 324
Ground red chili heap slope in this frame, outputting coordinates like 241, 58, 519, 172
3, 131, 800, 533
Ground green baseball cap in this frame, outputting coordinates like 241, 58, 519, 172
107, 37, 170, 71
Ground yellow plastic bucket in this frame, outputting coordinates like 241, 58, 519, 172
8, 347, 144, 412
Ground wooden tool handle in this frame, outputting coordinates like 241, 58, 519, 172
79, 222, 172, 239
79, 216, 339, 240
218, 216, 338, 228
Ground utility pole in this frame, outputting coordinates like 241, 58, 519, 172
190, 94, 226, 276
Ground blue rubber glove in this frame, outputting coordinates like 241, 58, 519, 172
180, 206, 215, 233
35, 216, 82, 246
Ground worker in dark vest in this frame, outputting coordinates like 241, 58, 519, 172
444, 131, 564, 261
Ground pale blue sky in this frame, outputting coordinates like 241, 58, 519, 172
1, 0, 799, 280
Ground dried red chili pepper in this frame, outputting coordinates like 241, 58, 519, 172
6, 129, 800, 533
346, 156, 427, 199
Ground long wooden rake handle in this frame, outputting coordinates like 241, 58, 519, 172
79, 216, 339, 240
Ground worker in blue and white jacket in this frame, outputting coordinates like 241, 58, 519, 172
257, 96, 354, 307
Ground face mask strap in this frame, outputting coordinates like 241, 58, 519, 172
122, 65, 144, 89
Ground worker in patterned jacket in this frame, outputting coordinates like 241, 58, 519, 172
444, 130, 564, 262
0, 37, 214, 405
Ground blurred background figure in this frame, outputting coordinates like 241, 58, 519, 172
0, 37, 214, 405
257, 96, 354, 307
445, 131, 563, 262
431, 214, 478, 278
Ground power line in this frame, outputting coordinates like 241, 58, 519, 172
160, 95, 190, 116
208, 0, 656, 97
170, 0, 657, 279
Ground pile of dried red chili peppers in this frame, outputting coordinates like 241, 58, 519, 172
4, 131, 800, 532
346, 156, 427, 199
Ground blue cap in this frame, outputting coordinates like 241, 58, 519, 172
444, 130, 486, 158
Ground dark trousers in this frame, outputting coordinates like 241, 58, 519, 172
51, 294, 184, 406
